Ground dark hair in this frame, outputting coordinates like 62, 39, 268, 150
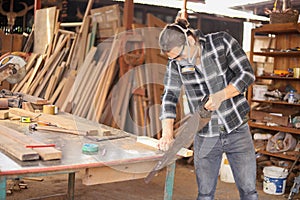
159, 19, 193, 53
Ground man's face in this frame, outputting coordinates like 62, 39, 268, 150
166, 36, 198, 62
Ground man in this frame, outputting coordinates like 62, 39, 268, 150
157, 19, 258, 200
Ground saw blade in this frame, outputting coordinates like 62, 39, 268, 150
0, 55, 27, 84
6, 65, 26, 84
145, 98, 211, 183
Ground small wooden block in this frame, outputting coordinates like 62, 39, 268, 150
0, 110, 9, 120
22, 102, 35, 112
87, 130, 99, 136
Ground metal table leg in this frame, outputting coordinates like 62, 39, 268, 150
164, 162, 176, 200
0, 176, 7, 200
67, 172, 75, 200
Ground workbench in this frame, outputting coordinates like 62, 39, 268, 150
0, 116, 176, 200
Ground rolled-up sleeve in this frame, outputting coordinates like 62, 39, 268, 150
159, 61, 182, 120
223, 32, 255, 93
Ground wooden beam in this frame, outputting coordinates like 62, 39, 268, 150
123, 0, 134, 30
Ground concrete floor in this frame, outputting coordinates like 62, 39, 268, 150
5, 160, 297, 200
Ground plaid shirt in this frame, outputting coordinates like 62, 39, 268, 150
160, 31, 255, 137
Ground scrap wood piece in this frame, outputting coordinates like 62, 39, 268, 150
136, 136, 193, 158
0, 134, 40, 161
0, 124, 61, 160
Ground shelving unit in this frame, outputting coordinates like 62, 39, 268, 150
248, 23, 300, 161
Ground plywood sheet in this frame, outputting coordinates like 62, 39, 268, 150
34, 7, 57, 54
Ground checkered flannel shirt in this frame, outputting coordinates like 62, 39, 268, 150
160, 31, 255, 137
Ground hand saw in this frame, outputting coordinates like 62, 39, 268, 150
145, 96, 211, 183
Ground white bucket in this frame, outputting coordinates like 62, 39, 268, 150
220, 153, 235, 183
263, 166, 288, 195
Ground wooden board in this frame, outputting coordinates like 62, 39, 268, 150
0, 134, 39, 161
81, 161, 156, 185
0, 124, 61, 161
34, 7, 57, 54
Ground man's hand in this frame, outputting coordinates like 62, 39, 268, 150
205, 89, 226, 111
204, 84, 240, 111
158, 118, 175, 151
158, 135, 174, 151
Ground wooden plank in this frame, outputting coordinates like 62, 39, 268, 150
0, 134, 39, 161
23, 54, 45, 94
0, 124, 61, 160
136, 136, 193, 157
61, 46, 97, 111
8, 108, 100, 133
73, 61, 98, 117
49, 77, 67, 104
92, 36, 120, 121
34, 7, 57, 54
34, 42, 69, 97
55, 70, 77, 110
123, 0, 134, 30
29, 35, 69, 95
81, 161, 156, 185
44, 75, 57, 100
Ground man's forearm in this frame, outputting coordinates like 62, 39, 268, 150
224, 84, 240, 100
161, 118, 174, 138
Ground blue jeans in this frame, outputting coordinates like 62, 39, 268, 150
193, 123, 258, 200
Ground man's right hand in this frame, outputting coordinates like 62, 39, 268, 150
158, 118, 175, 151
157, 135, 174, 151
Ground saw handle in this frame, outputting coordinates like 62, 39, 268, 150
198, 95, 212, 118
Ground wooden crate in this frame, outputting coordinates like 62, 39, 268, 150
0, 31, 24, 54
250, 106, 299, 127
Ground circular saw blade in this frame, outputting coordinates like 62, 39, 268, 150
0, 55, 27, 84
6, 66, 26, 84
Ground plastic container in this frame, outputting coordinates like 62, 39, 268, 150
220, 153, 235, 183
288, 90, 295, 103
263, 166, 288, 195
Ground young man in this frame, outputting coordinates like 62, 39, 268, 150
157, 19, 258, 200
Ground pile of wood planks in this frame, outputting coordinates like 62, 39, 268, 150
0, 124, 62, 161
10, 1, 185, 138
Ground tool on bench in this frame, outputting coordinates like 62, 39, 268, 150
85, 134, 130, 142
29, 123, 98, 136
145, 96, 211, 183
26, 144, 56, 148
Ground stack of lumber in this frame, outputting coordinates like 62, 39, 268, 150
10, 2, 185, 138
0, 124, 62, 161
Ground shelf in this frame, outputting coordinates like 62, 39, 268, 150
248, 121, 300, 135
253, 51, 300, 57
255, 76, 299, 80
253, 23, 300, 34
251, 99, 300, 106
257, 150, 299, 161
